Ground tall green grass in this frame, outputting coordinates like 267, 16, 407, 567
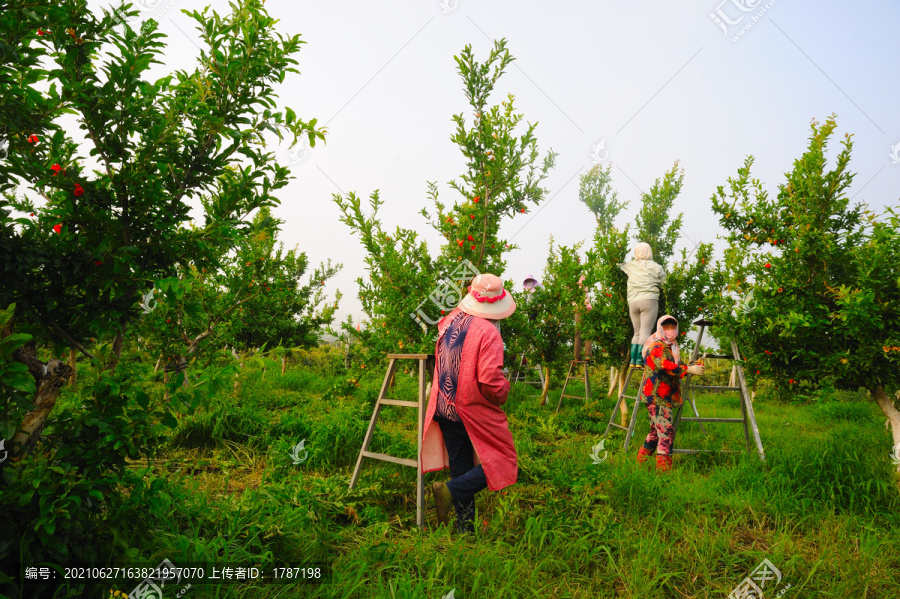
79, 359, 900, 599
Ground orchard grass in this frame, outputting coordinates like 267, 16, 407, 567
54, 357, 899, 598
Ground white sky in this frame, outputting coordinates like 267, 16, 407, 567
85, 0, 900, 329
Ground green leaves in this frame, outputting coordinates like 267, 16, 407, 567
2, 0, 324, 354
634, 162, 684, 270
709, 115, 897, 400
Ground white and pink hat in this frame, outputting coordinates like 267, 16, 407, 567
456, 273, 517, 320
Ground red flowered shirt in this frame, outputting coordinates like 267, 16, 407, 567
642, 340, 687, 408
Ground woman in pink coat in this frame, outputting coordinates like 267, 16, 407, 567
421, 273, 518, 533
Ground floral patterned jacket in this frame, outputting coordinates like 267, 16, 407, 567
642, 339, 688, 408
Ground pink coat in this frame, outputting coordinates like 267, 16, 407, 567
420, 308, 518, 491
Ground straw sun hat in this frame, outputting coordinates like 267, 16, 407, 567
456, 273, 516, 320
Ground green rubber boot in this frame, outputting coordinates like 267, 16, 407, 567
635, 343, 646, 368
630, 343, 641, 367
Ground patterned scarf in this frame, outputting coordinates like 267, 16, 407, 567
642, 314, 681, 365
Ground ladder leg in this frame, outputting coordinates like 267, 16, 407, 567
604, 371, 626, 436
417, 358, 426, 529
350, 358, 397, 489
623, 376, 645, 452
605, 367, 634, 436
672, 402, 685, 437
691, 325, 706, 363
555, 361, 575, 412
513, 354, 526, 383
583, 363, 592, 404
731, 341, 766, 461
738, 381, 751, 450
603, 370, 631, 437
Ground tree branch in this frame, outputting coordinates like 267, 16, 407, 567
49, 323, 97, 361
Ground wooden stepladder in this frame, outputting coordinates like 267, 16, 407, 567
555, 360, 592, 412
672, 319, 765, 461
508, 354, 544, 388
349, 353, 431, 528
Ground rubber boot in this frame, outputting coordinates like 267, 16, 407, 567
637, 446, 653, 465
432, 482, 453, 525
656, 454, 673, 473
634, 344, 646, 368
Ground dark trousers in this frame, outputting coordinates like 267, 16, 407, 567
433, 414, 488, 532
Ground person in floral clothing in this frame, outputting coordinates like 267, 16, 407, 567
636, 315, 705, 472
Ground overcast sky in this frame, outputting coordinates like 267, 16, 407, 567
85, 0, 900, 330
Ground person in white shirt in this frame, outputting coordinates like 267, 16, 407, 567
619, 243, 666, 368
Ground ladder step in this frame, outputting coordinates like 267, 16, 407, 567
680, 417, 744, 423
690, 385, 740, 391
562, 394, 586, 399
361, 451, 417, 468
620, 395, 639, 401
699, 354, 735, 360
379, 399, 419, 408
608, 424, 627, 431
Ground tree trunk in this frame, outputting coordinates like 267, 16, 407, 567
281, 355, 287, 375
584, 340, 592, 359
539, 365, 551, 406
871, 385, 900, 474
154, 353, 163, 373
231, 347, 243, 395
10, 342, 73, 457
67, 348, 77, 387
574, 312, 583, 361
615, 356, 631, 428
104, 319, 129, 372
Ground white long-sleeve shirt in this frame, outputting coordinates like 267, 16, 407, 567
618, 259, 666, 303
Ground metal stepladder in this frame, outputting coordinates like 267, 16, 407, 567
555, 360, 592, 412
604, 358, 706, 451
349, 353, 432, 528
672, 319, 765, 461
508, 354, 544, 388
